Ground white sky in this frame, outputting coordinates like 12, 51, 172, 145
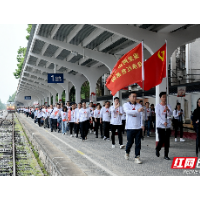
0, 24, 28, 103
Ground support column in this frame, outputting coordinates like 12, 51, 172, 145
58, 92, 62, 103
65, 81, 69, 103
75, 86, 81, 103
185, 44, 189, 83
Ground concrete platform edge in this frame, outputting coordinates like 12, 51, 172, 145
16, 114, 86, 176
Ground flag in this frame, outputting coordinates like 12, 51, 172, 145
106, 43, 143, 96
137, 43, 166, 91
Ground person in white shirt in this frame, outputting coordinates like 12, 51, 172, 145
68, 103, 76, 137
74, 102, 82, 138
123, 92, 144, 164
144, 102, 151, 137
36, 106, 43, 127
110, 97, 125, 149
88, 102, 94, 133
43, 105, 49, 129
100, 101, 111, 140
61, 106, 68, 135
51, 103, 61, 132
77, 102, 93, 141
155, 92, 173, 160
49, 105, 54, 131
94, 103, 103, 138
66, 101, 71, 110
173, 103, 185, 142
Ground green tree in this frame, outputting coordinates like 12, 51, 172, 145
0, 99, 6, 110
13, 24, 32, 79
7, 91, 16, 102
81, 81, 90, 99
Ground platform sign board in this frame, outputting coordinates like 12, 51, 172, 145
48, 73, 64, 83
24, 96, 31, 100
177, 86, 186, 97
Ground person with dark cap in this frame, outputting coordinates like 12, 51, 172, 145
193, 98, 200, 156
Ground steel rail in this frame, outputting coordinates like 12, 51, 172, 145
12, 113, 16, 176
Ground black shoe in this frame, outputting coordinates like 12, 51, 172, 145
164, 156, 170, 160
51, 130, 53, 132
156, 150, 160, 157
96, 136, 98, 138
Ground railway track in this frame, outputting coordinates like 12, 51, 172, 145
0, 112, 38, 176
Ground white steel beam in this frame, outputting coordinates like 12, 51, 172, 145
51, 24, 61, 38
158, 24, 187, 33
66, 24, 84, 43
34, 35, 116, 71
81, 28, 104, 47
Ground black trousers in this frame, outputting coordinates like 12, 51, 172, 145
74, 123, 80, 136
80, 121, 89, 140
111, 125, 123, 145
95, 118, 102, 137
26, 112, 29, 117
69, 122, 74, 134
89, 117, 94, 130
51, 119, 57, 131
125, 129, 141, 157
37, 117, 41, 126
122, 120, 126, 134
174, 119, 183, 138
156, 128, 171, 157
103, 121, 110, 138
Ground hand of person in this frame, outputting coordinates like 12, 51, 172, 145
196, 120, 199, 124
142, 126, 144, 131
100, 120, 102, 124
138, 107, 144, 112
95, 119, 97, 122
164, 122, 168, 127
119, 113, 123, 115
178, 112, 181, 116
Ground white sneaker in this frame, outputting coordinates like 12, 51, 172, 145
175, 138, 177, 142
103, 136, 107, 140
107, 138, 110, 141
125, 152, 129, 160
70, 134, 73, 137
135, 156, 142, 164
89, 130, 92, 134
180, 138, 185, 142
120, 145, 125, 149
112, 145, 115, 148
73, 134, 76, 137
94, 131, 96, 135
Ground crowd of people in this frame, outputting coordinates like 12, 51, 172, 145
16, 93, 200, 162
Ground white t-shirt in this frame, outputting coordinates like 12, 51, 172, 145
155, 104, 172, 129
52, 108, 61, 119
61, 111, 68, 121
173, 109, 184, 120
94, 109, 101, 119
110, 105, 123, 125
78, 108, 91, 122
100, 107, 111, 122
123, 102, 143, 129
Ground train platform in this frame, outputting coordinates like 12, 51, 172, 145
17, 113, 200, 176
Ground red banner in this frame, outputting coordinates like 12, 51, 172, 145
137, 43, 166, 91
106, 43, 143, 96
